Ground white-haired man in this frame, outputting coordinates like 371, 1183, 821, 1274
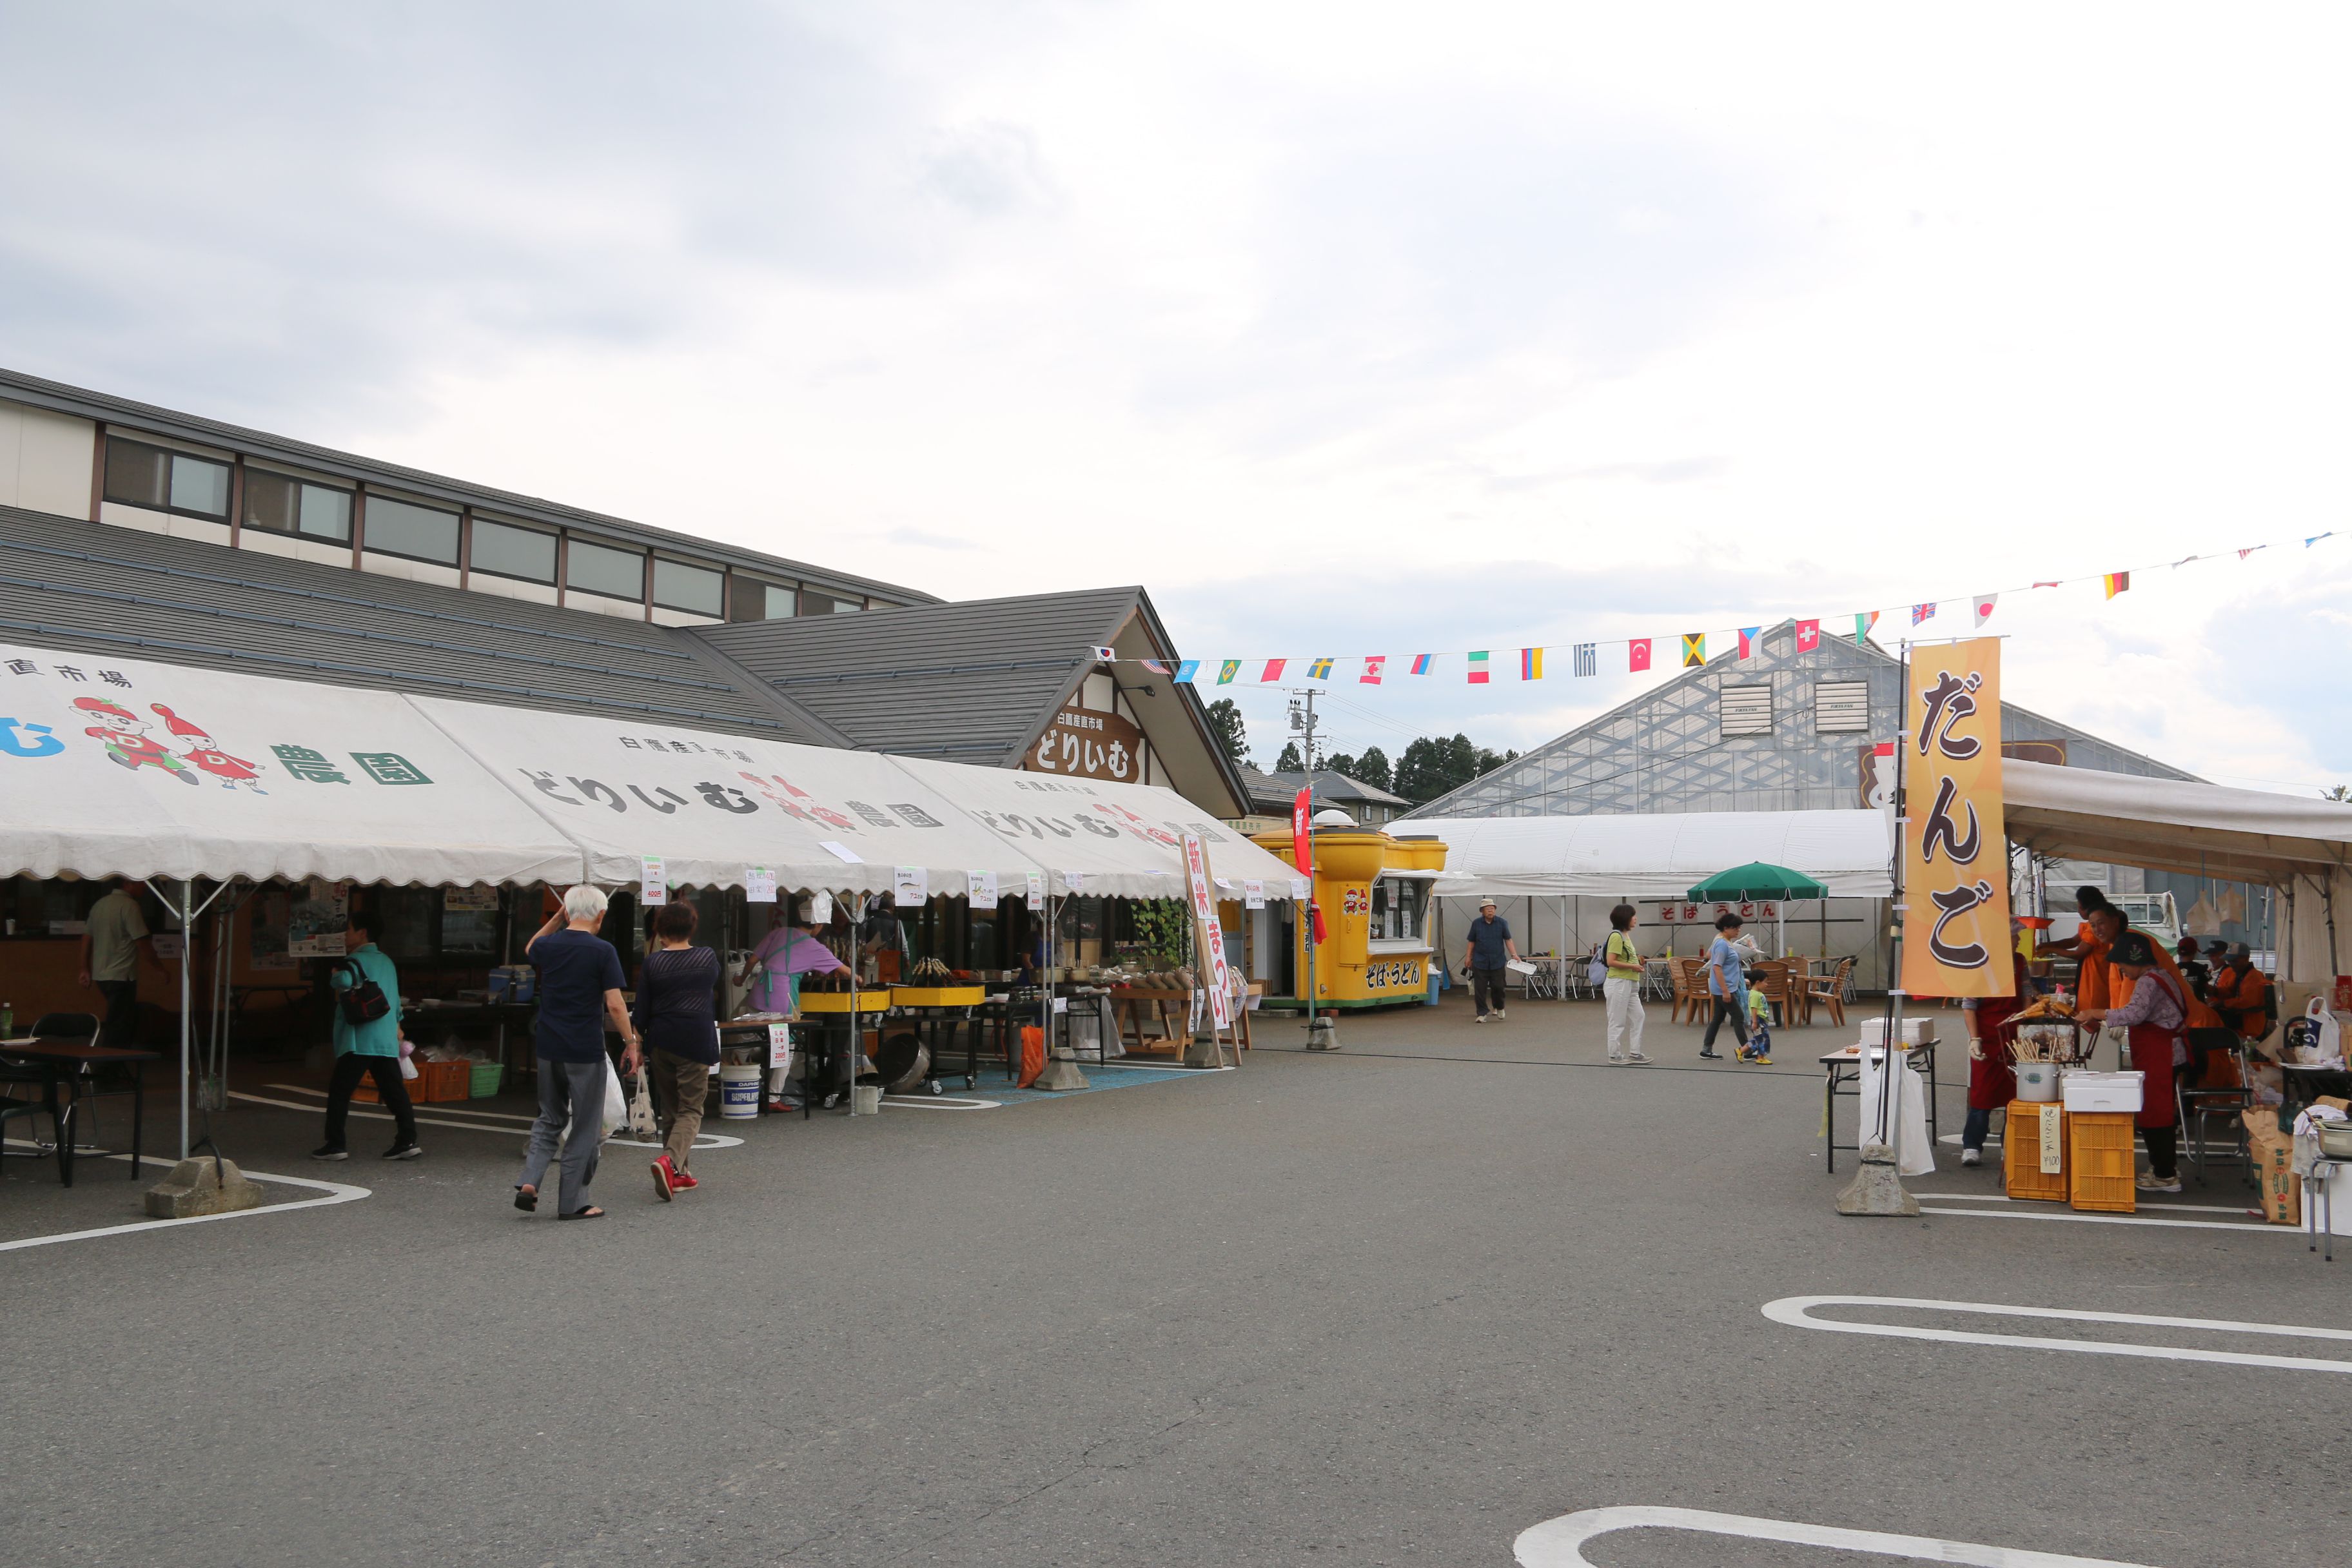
515, 886, 641, 1219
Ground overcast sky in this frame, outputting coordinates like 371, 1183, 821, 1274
3, 3, 2346, 792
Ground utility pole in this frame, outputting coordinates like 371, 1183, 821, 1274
1290, 688, 1338, 1050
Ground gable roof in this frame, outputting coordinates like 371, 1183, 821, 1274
0, 504, 845, 741
1402, 618, 2197, 819
689, 586, 1254, 816
1244, 767, 1411, 810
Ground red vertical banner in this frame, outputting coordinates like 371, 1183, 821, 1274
1899, 636, 2015, 999
1182, 832, 1233, 1029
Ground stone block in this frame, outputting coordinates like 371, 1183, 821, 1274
144, 1157, 264, 1219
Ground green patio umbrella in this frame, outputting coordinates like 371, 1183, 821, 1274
1687, 862, 1828, 957
1686, 862, 1828, 902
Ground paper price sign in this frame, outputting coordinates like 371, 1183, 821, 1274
1244, 879, 1265, 909
808, 891, 832, 926
893, 866, 928, 905
1023, 871, 1044, 907
1063, 870, 1086, 893
640, 856, 667, 906
967, 870, 998, 905
767, 1023, 793, 1071
746, 865, 777, 904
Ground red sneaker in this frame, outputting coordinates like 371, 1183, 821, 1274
651, 1155, 676, 1202
670, 1169, 700, 1191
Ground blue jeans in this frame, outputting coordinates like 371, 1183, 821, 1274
1963, 1105, 1994, 1152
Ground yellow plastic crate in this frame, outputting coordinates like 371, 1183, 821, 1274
2003, 1100, 2068, 1202
2068, 1111, 2138, 1213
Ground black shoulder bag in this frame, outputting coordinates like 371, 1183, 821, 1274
337, 957, 392, 1026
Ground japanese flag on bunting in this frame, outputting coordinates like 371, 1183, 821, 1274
1972, 593, 1998, 628
1628, 639, 1652, 672
1794, 619, 1820, 652
1360, 656, 1386, 685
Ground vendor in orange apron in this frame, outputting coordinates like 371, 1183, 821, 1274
1957, 943, 2033, 1168
2078, 906, 2228, 1075
2080, 929, 2187, 1195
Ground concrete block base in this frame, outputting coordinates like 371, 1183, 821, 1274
144, 1157, 264, 1219
1834, 1144, 1921, 1217
1304, 1017, 1340, 1052
1032, 1054, 1090, 1092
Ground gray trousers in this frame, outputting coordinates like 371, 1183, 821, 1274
517, 1057, 606, 1214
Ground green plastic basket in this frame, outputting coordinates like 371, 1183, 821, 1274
469, 1061, 505, 1099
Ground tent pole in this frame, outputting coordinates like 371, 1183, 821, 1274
179, 880, 193, 1161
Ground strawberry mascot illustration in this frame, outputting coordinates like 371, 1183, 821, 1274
74, 696, 199, 784
152, 703, 268, 793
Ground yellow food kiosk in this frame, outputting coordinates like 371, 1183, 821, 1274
1251, 816, 1448, 1010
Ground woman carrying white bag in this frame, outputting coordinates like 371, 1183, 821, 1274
514, 886, 643, 1220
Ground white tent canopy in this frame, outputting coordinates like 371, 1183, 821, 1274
2004, 758, 2352, 988
0, 642, 580, 888
893, 756, 1301, 899
1401, 810, 1896, 900
413, 697, 1049, 898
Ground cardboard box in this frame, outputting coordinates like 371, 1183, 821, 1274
2251, 1130, 2301, 1226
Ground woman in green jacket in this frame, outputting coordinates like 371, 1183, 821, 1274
312, 901, 421, 1161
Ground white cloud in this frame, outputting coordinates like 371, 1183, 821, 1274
3, 1, 2348, 792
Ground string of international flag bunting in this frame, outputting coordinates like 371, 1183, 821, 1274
1091, 529, 2341, 686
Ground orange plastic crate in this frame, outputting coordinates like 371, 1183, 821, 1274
415, 1061, 471, 1102
2068, 1111, 2137, 1213
2003, 1100, 2068, 1202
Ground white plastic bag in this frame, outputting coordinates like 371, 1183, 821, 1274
2304, 997, 2343, 1065
601, 1059, 627, 1137
627, 1068, 658, 1140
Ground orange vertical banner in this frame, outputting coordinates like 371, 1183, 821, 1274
1899, 636, 2015, 999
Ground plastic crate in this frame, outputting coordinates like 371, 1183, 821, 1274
2068, 1111, 2138, 1213
469, 1061, 505, 1099
414, 1060, 471, 1103
2003, 1100, 2068, 1202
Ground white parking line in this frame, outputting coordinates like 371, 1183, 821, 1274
1913, 1191, 2260, 1215
1762, 1295, 2352, 1374
0, 1153, 368, 1253
1919, 1204, 2283, 1233
1514, 1504, 2155, 1566
230, 1090, 744, 1149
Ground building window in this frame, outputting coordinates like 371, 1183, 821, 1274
363, 495, 460, 565
567, 536, 644, 600
729, 578, 798, 621
244, 471, 353, 543
104, 437, 230, 520
469, 518, 556, 583
1370, 877, 1427, 943
1815, 680, 1871, 734
1720, 684, 1774, 738
653, 558, 724, 616
800, 589, 862, 614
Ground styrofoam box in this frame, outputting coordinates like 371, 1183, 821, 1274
1857, 1016, 1938, 1046
2061, 1069, 2144, 1113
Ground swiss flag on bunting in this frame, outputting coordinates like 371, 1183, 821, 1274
1794, 619, 1820, 652
1628, 639, 1652, 672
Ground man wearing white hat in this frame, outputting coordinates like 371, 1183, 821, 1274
1460, 896, 1519, 1023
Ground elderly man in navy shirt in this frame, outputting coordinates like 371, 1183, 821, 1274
1460, 897, 1520, 1023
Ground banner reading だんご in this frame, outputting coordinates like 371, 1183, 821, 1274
1898, 636, 2015, 999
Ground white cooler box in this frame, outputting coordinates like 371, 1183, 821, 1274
1857, 1016, 1938, 1047
2061, 1069, 2144, 1113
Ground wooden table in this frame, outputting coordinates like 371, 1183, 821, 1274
0, 1037, 160, 1186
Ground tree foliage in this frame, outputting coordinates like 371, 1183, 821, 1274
1274, 740, 1304, 772
1203, 698, 1250, 767
1393, 734, 1520, 804
1354, 746, 1392, 791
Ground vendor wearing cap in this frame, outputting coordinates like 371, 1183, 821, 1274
2079, 928, 2189, 1193
2208, 943, 2271, 1043
1460, 897, 1518, 1023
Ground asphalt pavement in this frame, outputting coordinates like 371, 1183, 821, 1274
1, 994, 2337, 1567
